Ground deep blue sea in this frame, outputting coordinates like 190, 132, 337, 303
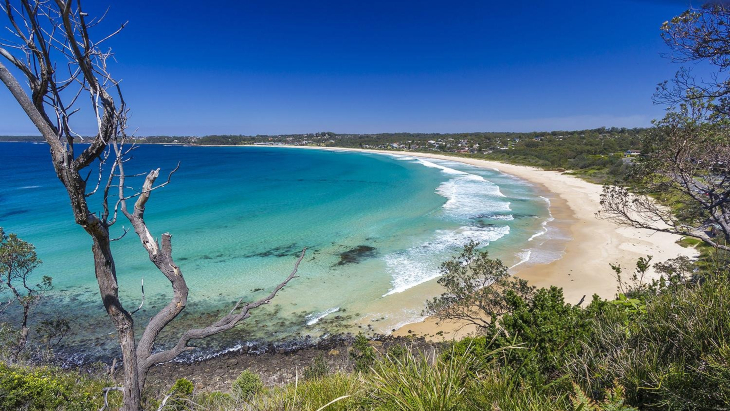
0, 143, 559, 363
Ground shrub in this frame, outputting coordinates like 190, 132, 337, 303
232, 370, 263, 401
303, 354, 329, 380
169, 378, 194, 396
487, 287, 610, 386
572, 272, 730, 409
164, 378, 195, 410
350, 333, 376, 373
0, 362, 119, 410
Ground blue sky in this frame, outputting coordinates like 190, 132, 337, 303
0, 0, 695, 135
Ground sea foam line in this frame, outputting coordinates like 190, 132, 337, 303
305, 307, 340, 326
509, 250, 532, 269
528, 196, 555, 242
416, 158, 470, 175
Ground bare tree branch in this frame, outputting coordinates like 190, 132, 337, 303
142, 249, 306, 370
2, 4, 305, 409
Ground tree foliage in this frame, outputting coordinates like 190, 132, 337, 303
425, 241, 535, 331
0, 228, 48, 360
600, 4, 730, 250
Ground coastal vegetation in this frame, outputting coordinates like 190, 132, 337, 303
0, 129, 644, 184
1, 3, 730, 411
2, 246, 727, 410
598, 5, 730, 252
0, 228, 49, 362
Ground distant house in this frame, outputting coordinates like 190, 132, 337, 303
625, 150, 641, 156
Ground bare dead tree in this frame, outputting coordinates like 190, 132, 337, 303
0, 2, 303, 409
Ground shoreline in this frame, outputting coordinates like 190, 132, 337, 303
263, 146, 698, 340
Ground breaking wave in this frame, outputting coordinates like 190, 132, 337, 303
383, 225, 510, 296
509, 250, 532, 269
381, 157, 514, 296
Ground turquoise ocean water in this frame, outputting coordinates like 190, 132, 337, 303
0, 143, 559, 363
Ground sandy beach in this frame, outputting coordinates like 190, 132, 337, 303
280, 146, 698, 340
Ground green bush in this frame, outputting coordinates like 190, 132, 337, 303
0, 362, 119, 410
303, 354, 329, 380
486, 287, 611, 386
350, 333, 376, 373
165, 378, 194, 410
232, 370, 263, 401
573, 272, 730, 409
169, 378, 194, 396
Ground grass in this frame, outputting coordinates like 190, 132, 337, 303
367, 348, 471, 411
571, 271, 730, 410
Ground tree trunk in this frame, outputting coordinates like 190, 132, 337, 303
91, 236, 142, 410
14, 304, 30, 360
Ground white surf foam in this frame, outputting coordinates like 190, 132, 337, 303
388, 154, 417, 161
528, 196, 555, 242
528, 221, 550, 242
383, 225, 510, 296
485, 214, 514, 221
305, 307, 340, 326
415, 158, 471, 175
436, 178, 510, 220
509, 249, 532, 269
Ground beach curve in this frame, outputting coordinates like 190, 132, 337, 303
276, 146, 698, 340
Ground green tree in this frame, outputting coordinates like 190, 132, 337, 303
425, 241, 535, 331
600, 4, 730, 250
0, 228, 49, 361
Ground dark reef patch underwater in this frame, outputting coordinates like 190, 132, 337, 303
335, 245, 378, 266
